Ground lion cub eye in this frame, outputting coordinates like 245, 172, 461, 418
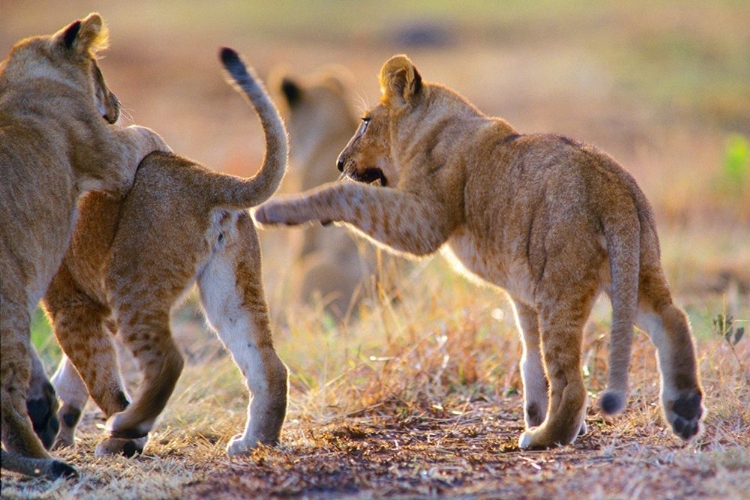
358, 117, 371, 135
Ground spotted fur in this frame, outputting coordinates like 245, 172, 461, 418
256, 54, 705, 448
0, 13, 169, 479
44, 48, 289, 459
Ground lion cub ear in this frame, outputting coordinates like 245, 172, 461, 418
379, 54, 423, 109
53, 13, 109, 57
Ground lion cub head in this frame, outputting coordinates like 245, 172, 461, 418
338, 55, 466, 189
1, 13, 120, 123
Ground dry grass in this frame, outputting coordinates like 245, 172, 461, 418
2, 267, 748, 499
2, 1, 749, 498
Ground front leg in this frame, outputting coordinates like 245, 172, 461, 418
255, 183, 457, 257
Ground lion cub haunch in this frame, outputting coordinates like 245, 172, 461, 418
1, 13, 169, 479
43, 48, 289, 460
256, 54, 705, 448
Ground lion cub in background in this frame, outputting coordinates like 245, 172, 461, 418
1, 13, 169, 478
275, 68, 405, 319
256, 54, 705, 448
275, 68, 368, 318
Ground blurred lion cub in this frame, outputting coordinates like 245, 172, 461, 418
256, 54, 705, 448
274, 68, 368, 318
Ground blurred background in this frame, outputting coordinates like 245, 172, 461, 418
3, 0, 748, 358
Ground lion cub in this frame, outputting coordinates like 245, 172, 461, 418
43, 48, 289, 460
256, 54, 705, 448
1, 14, 169, 478
275, 68, 377, 318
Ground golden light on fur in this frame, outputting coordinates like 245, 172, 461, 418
41, 47, 289, 462
257, 53, 705, 450
0, 13, 169, 479
379, 54, 422, 108
50, 13, 110, 57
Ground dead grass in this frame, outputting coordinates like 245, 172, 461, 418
2, 258, 748, 499
2, 1, 749, 498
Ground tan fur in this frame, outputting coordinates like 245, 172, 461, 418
274, 68, 408, 318
274, 68, 367, 317
44, 48, 289, 459
0, 14, 169, 479
256, 54, 705, 448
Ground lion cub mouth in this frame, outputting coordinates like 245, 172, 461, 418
349, 168, 387, 187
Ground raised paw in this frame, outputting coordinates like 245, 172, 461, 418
95, 436, 148, 458
255, 201, 307, 226
667, 391, 704, 440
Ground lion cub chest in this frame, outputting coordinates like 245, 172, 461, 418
444, 227, 536, 305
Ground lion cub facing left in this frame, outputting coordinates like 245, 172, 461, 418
1, 14, 169, 479
257, 54, 705, 449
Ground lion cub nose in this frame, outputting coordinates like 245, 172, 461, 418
336, 154, 345, 172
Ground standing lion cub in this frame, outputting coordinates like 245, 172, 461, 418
256, 54, 705, 448
43, 47, 289, 463
1, 14, 169, 478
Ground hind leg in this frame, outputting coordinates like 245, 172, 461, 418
638, 272, 704, 440
513, 300, 588, 437
199, 213, 288, 455
96, 307, 183, 457
44, 285, 131, 447
50, 355, 90, 448
26, 346, 60, 450
518, 286, 597, 449
1, 301, 50, 460
0, 299, 75, 479
512, 300, 548, 429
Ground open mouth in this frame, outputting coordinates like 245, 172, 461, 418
349, 168, 387, 187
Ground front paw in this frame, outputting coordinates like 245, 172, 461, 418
255, 201, 307, 226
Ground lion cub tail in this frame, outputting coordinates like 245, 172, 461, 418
212, 47, 289, 207
599, 204, 641, 416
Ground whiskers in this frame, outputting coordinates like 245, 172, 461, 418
116, 105, 136, 126
354, 91, 370, 115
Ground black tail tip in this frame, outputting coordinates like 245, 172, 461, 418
219, 47, 240, 67
600, 390, 626, 415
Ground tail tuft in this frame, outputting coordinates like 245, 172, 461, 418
600, 389, 626, 415
208, 47, 288, 207
219, 47, 241, 69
